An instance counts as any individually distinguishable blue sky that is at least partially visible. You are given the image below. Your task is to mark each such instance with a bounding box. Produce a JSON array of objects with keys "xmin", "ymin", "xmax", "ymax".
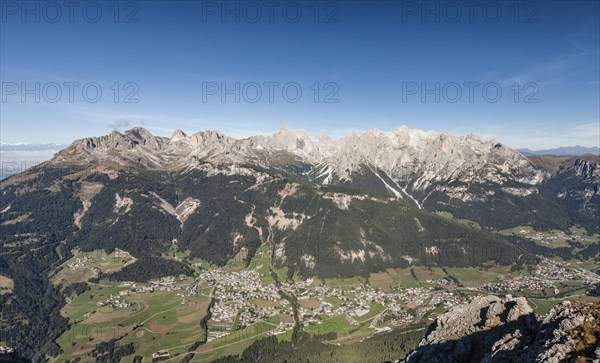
[{"xmin": 1, "ymin": 0, "xmax": 599, "ymax": 149}]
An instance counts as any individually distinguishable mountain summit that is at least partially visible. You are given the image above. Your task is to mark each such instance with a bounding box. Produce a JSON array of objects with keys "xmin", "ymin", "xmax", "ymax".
[
  {"xmin": 54, "ymin": 126, "xmax": 540, "ymax": 190},
  {"xmin": 45, "ymin": 125, "xmax": 599, "ymax": 230}
]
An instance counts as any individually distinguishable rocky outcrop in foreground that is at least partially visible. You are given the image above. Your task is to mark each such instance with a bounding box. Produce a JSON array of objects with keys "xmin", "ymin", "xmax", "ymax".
[{"xmin": 401, "ymin": 295, "xmax": 600, "ymax": 363}]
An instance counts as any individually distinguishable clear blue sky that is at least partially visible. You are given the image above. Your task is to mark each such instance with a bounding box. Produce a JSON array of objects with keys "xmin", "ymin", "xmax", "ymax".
[{"xmin": 1, "ymin": 0, "xmax": 598, "ymax": 149}]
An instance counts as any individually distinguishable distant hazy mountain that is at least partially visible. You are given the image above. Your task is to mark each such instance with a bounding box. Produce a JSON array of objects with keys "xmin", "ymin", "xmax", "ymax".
[
  {"xmin": 0, "ymin": 143, "xmax": 67, "ymax": 180},
  {"xmin": 0, "ymin": 142, "xmax": 68, "ymax": 151},
  {"xmin": 518, "ymin": 146, "xmax": 600, "ymax": 156}
]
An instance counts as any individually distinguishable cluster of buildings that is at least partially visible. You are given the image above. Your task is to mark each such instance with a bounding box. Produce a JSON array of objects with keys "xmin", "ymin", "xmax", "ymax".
[
  {"xmin": 118, "ymin": 276, "xmax": 185, "ymax": 294},
  {"xmin": 198, "ymin": 269, "xmax": 284, "ymax": 328},
  {"xmin": 480, "ymin": 275, "xmax": 554, "ymax": 293},
  {"xmin": 534, "ymin": 258, "xmax": 600, "ymax": 284},
  {"xmin": 67, "ymin": 256, "xmax": 92, "ymax": 269},
  {"xmin": 268, "ymin": 322, "xmax": 296, "ymax": 336},
  {"xmin": 204, "ymin": 268, "xmax": 475, "ymax": 334},
  {"xmin": 529, "ymin": 230, "xmax": 569, "ymax": 246},
  {"xmin": 97, "ymin": 293, "xmax": 132, "ymax": 308},
  {"xmin": 480, "ymin": 258, "xmax": 600, "ymax": 294},
  {"xmin": 151, "ymin": 350, "xmax": 169, "ymax": 359},
  {"xmin": 429, "ymin": 290, "xmax": 467, "ymax": 309}
]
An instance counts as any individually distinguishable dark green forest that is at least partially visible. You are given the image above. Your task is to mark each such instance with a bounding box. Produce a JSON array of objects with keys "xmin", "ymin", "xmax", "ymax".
[{"xmin": 211, "ymin": 326, "xmax": 424, "ymax": 363}]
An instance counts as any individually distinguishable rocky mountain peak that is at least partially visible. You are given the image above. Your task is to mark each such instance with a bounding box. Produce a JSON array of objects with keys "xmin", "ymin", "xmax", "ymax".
[
  {"xmin": 188, "ymin": 130, "xmax": 231, "ymax": 148},
  {"xmin": 124, "ymin": 127, "xmax": 165, "ymax": 150},
  {"xmin": 402, "ymin": 296, "xmax": 600, "ymax": 363},
  {"xmin": 47, "ymin": 125, "xmax": 547, "ymax": 202},
  {"xmin": 466, "ymin": 133, "xmax": 482, "ymax": 142},
  {"xmin": 270, "ymin": 127, "xmax": 312, "ymax": 149},
  {"xmin": 570, "ymin": 157, "xmax": 599, "ymax": 178},
  {"xmin": 171, "ymin": 128, "xmax": 187, "ymax": 142},
  {"xmin": 127, "ymin": 126, "xmax": 153, "ymax": 137}
]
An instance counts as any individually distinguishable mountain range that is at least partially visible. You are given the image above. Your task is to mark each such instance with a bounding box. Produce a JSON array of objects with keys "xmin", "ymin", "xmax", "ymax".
[
  {"xmin": 48, "ymin": 126, "xmax": 599, "ymax": 230},
  {"xmin": 0, "ymin": 143, "xmax": 68, "ymax": 151},
  {"xmin": 518, "ymin": 145, "xmax": 600, "ymax": 156},
  {"xmin": 0, "ymin": 126, "xmax": 599, "ymax": 360}
]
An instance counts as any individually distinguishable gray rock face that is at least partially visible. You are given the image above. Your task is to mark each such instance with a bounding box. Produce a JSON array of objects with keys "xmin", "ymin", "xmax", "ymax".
[
  {"xmin": 401, "ymin": 296, "xmax": 598, "ymax": 363},
  {"xmin": 51, "ymin": 126, "xmax": 543, "ymax": 203}
]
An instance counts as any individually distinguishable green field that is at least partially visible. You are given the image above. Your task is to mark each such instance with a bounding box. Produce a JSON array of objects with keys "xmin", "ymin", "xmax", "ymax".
[
  {"xmin": 245, "ymin": 243, "xmax": 288, "ymax": 284},
  {"xmin": 569, "ymin": 225, "xmax": 600, "ymax": 246},
  {"xmin": 314, "ymin": 276, "xmax": 365, "ymax": 288},
  {"xmin": 498, "ymin": 225, "xmax": 597, "ymax": 249},
  {"xmin": 434, "ymin": 211, "xmax": 481, "ymax": 229},
  {"xmin": 53, "ymin": 282, "xmax": 212, "ymax": 361},
  {"xmin": 528, "ymin": 298, "xmax": 561, "ymax": 314},
  {"xmin": 354, "ymin": 303, "xmax": 386, "ymax": 323},
  {"xmin": 50, "ymin": 248, "xmax": 135, "ymax": 287},
  {"xmin": 444, "ymin": 266, "xmax": 515, "ymax": 287},
  {"xmin": 305, "ymin": 314, "xmax": 355, "ymax": 337}
]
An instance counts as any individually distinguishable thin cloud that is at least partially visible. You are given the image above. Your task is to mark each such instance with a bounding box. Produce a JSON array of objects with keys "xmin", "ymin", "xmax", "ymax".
[
  {"xmin": 504, "ymin": 56, "xmax": 571, "ymax": 88},
  {"xmin": 568, "ymin": 122, "xmax": 600, "ymax": 138},
  {"xmin": 503, "ymin": 32, "xmax": 596, "ymax": 89},
  {"xmin": 108, "ymin": 118, "xmax": 131, "ymax": 131}
]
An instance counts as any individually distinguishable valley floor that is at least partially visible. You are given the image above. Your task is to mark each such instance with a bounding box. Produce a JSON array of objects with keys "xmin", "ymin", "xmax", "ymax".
[{"xmin": 50, "ymin": 231, "xmax": 600, "ymax": 362}]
